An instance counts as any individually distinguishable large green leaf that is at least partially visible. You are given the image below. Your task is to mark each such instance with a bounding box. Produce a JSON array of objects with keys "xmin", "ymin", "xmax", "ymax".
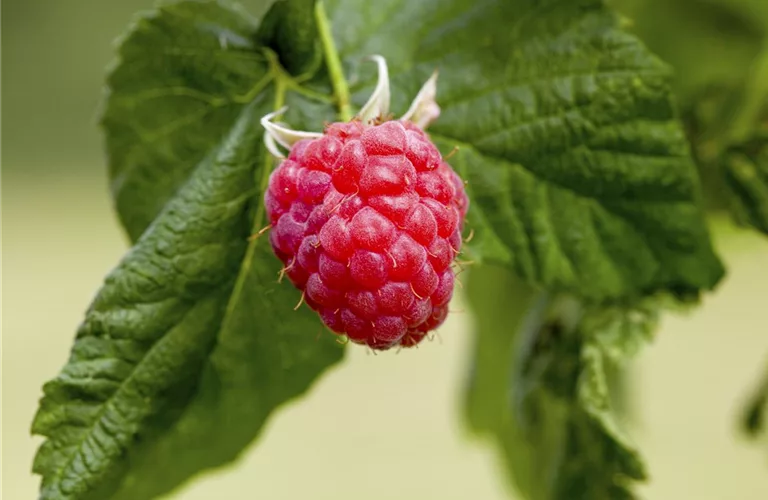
[
  {"xmin": 32, "ymin": 2, "xmax": 343, "ymax": 499},
  {"xmin": 329, "ymin": 0, "xmax": 725, "ymax": 301},
  {"xmin": 463, "ymin": 266, "xmax": 660, "ymax": 499}
]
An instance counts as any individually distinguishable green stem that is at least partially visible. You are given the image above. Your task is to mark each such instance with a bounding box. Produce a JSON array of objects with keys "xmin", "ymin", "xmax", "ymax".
[
  {"xmin": 233, "ymin": 72, "xmax": 276, "ymax": 104},
  {"xmin": 315, "ymin": 0, "xmax": 352, "ymax": 121},
  {"xmin": 274, "ymin": 76, "xmax": 287, "ymax": 111},
  {"xmin": 224, "ymin": 76, "xmax": 287, "ymax": 322},
  {"xmin": 261, "ymin": 48, "xmax": 334, "ymax": 105},
  {"xmin": 283, "ymin": 79, "xmax": 335, "ymax": 104}
]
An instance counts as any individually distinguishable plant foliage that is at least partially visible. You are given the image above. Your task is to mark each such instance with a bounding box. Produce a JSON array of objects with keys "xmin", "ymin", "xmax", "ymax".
[{"xmin": 31, "ymin": 0, "xmax": 768, "ymax": 499}]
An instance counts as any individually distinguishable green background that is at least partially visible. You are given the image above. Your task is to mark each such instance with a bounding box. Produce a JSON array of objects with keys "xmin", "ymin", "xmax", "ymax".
[{"xmin": 3, "ymin": 0, "xmax": 768, "ymax": 498}]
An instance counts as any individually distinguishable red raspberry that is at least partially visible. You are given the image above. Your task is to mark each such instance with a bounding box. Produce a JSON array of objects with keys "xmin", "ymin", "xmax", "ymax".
[{"xmin": 265, "ymin": 119, "xmax": 468, "ymax": 350}]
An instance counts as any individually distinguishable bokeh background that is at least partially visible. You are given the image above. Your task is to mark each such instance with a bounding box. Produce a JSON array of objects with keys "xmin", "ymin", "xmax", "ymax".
[{"xmin": 3, "ymin": 1, "xmax": 768, "ymax": 499}]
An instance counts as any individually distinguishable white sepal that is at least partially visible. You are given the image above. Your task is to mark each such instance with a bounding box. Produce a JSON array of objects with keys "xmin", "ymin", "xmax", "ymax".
[
  {"xmin": 264, "ymin": 130, "xmax": 286, "ymax": 159},
  {"xmin": 401, "ymin": 69, "xmax": 440, "ymax": 129},
  {"xmin": 260, "ymin": 107, "xmax": 322, "ymax": 158},
  {"xmin": 356, "ymin": 55, "xmax": 390, "ymax": 124}
]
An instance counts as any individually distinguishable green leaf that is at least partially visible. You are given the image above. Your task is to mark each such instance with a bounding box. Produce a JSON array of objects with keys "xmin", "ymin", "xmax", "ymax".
[
  {"xmin": 329, "ymin": 0, "xmax": 725, "ymax": 301},
  {"xmin": 33, "ymin": 2, "xmax": 343, "ymax": 499},
  {"xmin": 565, "ymin": 342, "xmax": 646, "ymax": 499},
  {"xmin": 462, "ymin": 265, "xmax": 539, "ymax": 437},
  {"xmin": 577, "ymin": 292, "xmax": 694, "ymax": 362},
  {"xmin": 102, "ymin": 0, "xmax": 270, "ymax": 241},
  {"xmin": 32, "ymin": 100, "xmax": 262, "ymax": 499},
  {"xmin": 670, "ymin": 35, "xmax": 768, "ymax": 222},
  {"xmin": 463, "ymin": 266, "xmax": 656, "ymax": 500},
  {"xmin": 614, "ymin": 0, "xmax": 766, "ymax": 107},
  {"xmin": 257, "ymin": 0, "xmax": 322, "ymax": 76},
  {"xmin": 109, "ymin": 207, "xmax": 344, "ymax": 500},
  {"xmin": 723, "ymin": 132, "xmax": 768, "ymax": 236}
]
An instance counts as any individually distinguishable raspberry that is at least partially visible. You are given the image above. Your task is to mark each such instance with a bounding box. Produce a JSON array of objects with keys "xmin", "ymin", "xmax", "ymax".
[
  {"xmin": 261, "ymin": 55, "xmax": 468, "ymax": 350},
  {"xmin": 265, "ymin": 118, "xmax": 467, "ymax": 349}
]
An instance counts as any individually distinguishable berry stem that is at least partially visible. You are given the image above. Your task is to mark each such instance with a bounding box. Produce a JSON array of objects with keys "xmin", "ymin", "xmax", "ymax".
[{"xmin": 315, "ymin": 1, "xmax": 352, "ymax": 121}]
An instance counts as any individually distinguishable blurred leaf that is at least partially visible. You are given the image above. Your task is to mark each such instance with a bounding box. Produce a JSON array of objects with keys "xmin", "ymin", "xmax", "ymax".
[
  {"xmin": 719, "ymin": 47, "xmax": 768, "ymax": 236},
  {"xmin": 464, "ymin": 266, "xmax": 665, "ymax": 500},
  {"xmin": 329, "ymin": 0, "xmax": 724, "ymax": 301},
  {"xmin": 462, "ymin": 265, "xmax": 538, "ymax": 437},
  {"xmin": 257, "ymin": 0, "xmax": 321, "ymax": 76},
  {"xmin": 742, "ymin": 360, "xmax": 768, "ymax": 438},
  {"xmin": 741, "ymin": 357, "xmax": 768, "ymax": 459},
  {"xmin": 616, "ymin": 0, "xmax": 768, "ymax": 471},
  {"xmin": 613, "ymin": 0, "xmax": 765, "ymax": 106},
  {"xmin": 724, "ymin": 138, "xmax": 768, "ymax": 236},
  {"xmin": 613, "ymin": 1, "xmax": 768, "ymax": 221},
  {"xmin": 678, "ymin": 43, "xmax": 768, "ymax": 233},
  {"xmin": 33, "ymin": 2, "xmax": 343, "ymax": 499}
]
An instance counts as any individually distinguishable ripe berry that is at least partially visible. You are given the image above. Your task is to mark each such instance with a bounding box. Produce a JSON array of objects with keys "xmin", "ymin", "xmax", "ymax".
[
  {"xmin": 261, "ymin": 55, "xmax": 468, "ymax": 350},
  {"xmin": 265, "ymin": 119, "xmax": 467, "ymax": 350}
]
